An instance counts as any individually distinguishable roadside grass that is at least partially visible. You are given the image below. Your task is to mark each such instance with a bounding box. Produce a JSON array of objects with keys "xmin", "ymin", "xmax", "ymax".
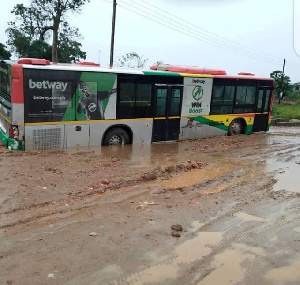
[{"xmin": 272, "ymin": 100, "xmax": 300, "ymax": 120}]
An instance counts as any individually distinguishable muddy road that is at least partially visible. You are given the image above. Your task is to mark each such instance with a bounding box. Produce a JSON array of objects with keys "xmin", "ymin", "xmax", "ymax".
[{"xmin": 0, "ymin": 127, "xmax": 300, "ymax": 285}]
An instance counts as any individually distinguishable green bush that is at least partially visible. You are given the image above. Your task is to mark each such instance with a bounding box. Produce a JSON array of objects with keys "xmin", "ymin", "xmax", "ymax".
[
  {"xmin": 286, "ymin": 91, "xmax": 300, "ymax": 100},
  {"xmin": 271, "ymin": 101, "xmax": 300, "ymax": 120}
]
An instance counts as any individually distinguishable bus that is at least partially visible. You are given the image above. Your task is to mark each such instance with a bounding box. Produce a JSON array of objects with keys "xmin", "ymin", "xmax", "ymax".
[{"xmin": 0, "ymin": 59, "xmax": 274, "ymax": 150}]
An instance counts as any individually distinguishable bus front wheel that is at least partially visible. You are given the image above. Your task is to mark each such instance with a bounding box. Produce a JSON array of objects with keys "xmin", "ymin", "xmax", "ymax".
[
  {"xmin": 228, "ymin": 119, "xmax": 243, "ymax": 136},
  {"xmin": 103, "ymin": 128, "xmax": 130, "ymax": 145}
]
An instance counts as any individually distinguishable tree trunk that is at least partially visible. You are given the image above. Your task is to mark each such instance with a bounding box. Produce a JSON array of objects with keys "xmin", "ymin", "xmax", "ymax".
[
  {"xmin": 52, "ymin": 2, "xmax": 62, "ymax": 63},
  {"xmin": 52, "ymin": 27, "xmax": 58, "ymax": 63}
]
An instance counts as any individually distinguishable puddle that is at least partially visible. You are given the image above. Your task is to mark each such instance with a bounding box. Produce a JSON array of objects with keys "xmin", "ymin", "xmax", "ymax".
[
  {"xmin": 294, "ymin": 227, "xmax": 300, "ymax": 233},
  {"xmin": 198, "ymin": 243, "xmax": 265, "ymax": 285},
  {"xmin": 175, "ymin": 232, "xmax": 223, "ymax": 263},
  {"xmin": 190, "ymin": 221, "xmax": 204, "ymax": 232},
  {"xmin": 265, "ymin": 258, "xmax": 300, "ymax": 284},
  {"xmin": 65, "ymin": 264, "xmax": 124, "ymax": 285},
  {"xmin": 114, "ymin": 231, "xmax": 223, "ymax": 285},
  {"xmin": 267, "ymin": 157, "xmax": 300, "ymax": 193},
  {"xmin": 234, "ymin": 212, "xmax": 266, "ymax": 222},
  {"xmin": 269, "ymin": 126, "xmax": 300, "ymax": 136}
]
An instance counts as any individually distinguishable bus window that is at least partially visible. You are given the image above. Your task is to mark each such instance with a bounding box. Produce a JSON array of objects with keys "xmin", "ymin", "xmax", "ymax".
[
  {"xmin": 0, "ymin": 65, "xmax": 10, "ymax": 103},
  {"xmin": 245, "ymin": 86, "xmax": 256, "ymax": 104},
  {"xmin": 264, "ymin": 90, "xmax": 271, "ymax": 112},
  {"xmin": 211, "ymin": 85, "xmax": 234, "ymax": 114},
  {"xmin": 169, "ymin": 88, "xmax": 181, "ymax": 116},
  {"xmin": 212, "ymin": 86, "xmax": 224, "ymax": 105},
  {"xmin": 156, "ymin": 88, "xmax": 167, "ymax": 117},
  {"xmin": 257, "ymin": 89, "xmax": 264, "ymax": 111},
  {"xmin": 120, "ymin": 83, "xmax": 135, "ymax": 105},
  {"xmin": 118, "ymin": 82, "xmax": 152, "ymax": 118},
  {"xmin": 136, "ymin": 83, "xmax": 152, "ymax": 117},
  {"xmin": 236, "ymin": 86, "xmax": 256, "ymax": 105},
  {"xmin": 223, "ymin": 86, "xmax": 235, "ymax": 104}
]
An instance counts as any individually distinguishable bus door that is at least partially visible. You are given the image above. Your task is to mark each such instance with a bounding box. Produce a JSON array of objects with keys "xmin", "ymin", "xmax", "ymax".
[
  {"xmin": 252, "ymin": 87, "xmax": 272, "ymax": 132},
  {"xmin": 152, "ymin": 85, "xmax": 183, "ymax": 142}
]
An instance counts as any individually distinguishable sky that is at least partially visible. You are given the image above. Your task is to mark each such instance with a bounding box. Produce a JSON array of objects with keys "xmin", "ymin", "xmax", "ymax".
[{"xmin": 1, "ymin": 0, "xmax": 300, "ymax": 82}]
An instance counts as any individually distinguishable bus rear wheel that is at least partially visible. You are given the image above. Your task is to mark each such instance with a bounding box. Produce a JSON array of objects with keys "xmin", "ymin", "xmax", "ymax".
[
  {"xmin": 228, "ymin": 119, "xmax": 243, "ymax": 136},
  {"xmin": 103, "ymin": 128, "xmax": 130, "ymax": 146}
]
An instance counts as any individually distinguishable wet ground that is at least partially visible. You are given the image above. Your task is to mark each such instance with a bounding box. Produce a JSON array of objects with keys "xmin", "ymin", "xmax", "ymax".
[{"xmin": 0, "ymin": 126, "xmax": 300, "ymax": 285}]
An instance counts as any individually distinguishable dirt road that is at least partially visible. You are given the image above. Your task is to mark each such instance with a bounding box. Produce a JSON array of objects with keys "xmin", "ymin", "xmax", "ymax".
[{"xmin": 0, "ymin": 127, "xmax": 300, "ymax": 285}]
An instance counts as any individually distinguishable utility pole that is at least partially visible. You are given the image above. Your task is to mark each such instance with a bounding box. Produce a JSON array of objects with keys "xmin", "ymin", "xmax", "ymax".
[
  {"xmin": 110, "ymin": 0, "xmax": 117, "ymax": 68},
  {"xmin": 279, "ymin": 58, "xmax": 286, "ymax": 104}
]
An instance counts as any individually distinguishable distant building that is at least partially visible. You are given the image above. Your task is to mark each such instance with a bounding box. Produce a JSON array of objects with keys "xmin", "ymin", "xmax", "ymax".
[{"xmin": 293, "ymin": 82, "xmax": 300, "ymax": 92}]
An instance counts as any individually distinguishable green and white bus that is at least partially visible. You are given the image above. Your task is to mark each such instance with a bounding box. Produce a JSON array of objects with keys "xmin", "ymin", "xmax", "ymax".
[{"xmin": 0, "ymin": 59, "xmax": 274, "ymax": 150}]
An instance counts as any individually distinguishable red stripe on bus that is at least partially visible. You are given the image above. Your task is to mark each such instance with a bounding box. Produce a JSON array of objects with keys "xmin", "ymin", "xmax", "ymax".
[
  {"xmin": 214, "ymin": 75, "xmax": 274, "ymax": 81},
  {"xmin": 11, "ymin": 64, "xmax": 24, "ymax": 104}
]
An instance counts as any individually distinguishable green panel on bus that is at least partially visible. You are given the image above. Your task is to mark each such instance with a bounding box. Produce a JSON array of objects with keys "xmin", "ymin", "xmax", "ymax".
[{"xmin": 62, "ymin": 71, "xmax": 117, "ymax": 121}]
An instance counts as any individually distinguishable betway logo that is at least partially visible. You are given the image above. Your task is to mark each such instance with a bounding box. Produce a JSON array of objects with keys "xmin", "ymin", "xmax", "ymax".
[{"xmin": 29, "ymin": 79, "xmax": 68, "ymax": 92}]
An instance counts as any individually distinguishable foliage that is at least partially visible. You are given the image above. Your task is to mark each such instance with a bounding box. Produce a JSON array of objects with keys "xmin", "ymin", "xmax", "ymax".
[
  {"xmin": 287, "ymin": 91, "xmax": 300, "ymax": 100},
  {"xmin": 270, "ymin": 70, "xmax": 292, "ymax": 98},
  {"xmin": 116, "ymin": 52, "xmax": 148, "ymax": 68},
  {"xmin": 7, "ymin": 0, "xmax": 89, "ymax": 62},
  {"xmin": 155, "ymin": 60, "xmax": 164, "ymax": 65},
  {"xmin": 271, "ymin": 101, "xmax": 300, "ymax": 120},
  {"xmin": 0, "ymin": 43, "xmax": 11, "ymax": 59}
]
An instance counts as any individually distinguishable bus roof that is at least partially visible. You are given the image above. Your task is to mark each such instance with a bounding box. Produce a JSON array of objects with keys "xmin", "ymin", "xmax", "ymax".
[{"xmin": 5, "ymin": 59, "xmax": 273, "ymax": 81}]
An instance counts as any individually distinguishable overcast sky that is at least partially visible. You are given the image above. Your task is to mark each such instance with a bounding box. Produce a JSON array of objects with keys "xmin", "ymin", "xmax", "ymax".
[{"xmin": 1, "ymin": 0, "xmax": 300, "ymax": 82}]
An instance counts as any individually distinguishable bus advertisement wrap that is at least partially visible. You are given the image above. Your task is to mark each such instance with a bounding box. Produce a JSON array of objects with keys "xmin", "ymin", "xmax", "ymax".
[
  {"xmin": 182, "ymin": 77, "xmax": 213, "ymax": 116},
  {"xmin": 24, "ymin": 70, "xmax": 117, "ymax": 123}
]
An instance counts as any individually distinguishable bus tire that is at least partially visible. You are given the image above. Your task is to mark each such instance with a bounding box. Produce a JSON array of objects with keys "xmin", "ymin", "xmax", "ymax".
[
  {"xmin": 103, "ymin": 128, "xmax": 130, "ymax": 146},
  {"xmin": 228, "ymin": 119, "xmax": 243, "ymax": 136}
]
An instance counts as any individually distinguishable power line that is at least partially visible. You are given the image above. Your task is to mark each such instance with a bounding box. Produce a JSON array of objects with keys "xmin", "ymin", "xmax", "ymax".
[
  {"xmin": 117, "ymin": 0, "xmax": 281, "ymax": 64},
  {"xmin": 100, "ymin": 0, "xmax": 300, "ymax": 69},
  {"xmin": 138, "ymin": 0, "xmax": 283, "ymax": 62}
]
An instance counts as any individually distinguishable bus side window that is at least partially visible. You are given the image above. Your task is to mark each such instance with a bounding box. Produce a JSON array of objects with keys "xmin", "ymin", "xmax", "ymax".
[
  {"xmin": 118, "ymin": 82, "xmax": 152, "ymax": 118},
  {"xmin": 212, "ymin": 86, "xmax": 224, "ymax": 105},
  {"xmin": 264, "ymin": 90, "xmax": 271, "ymax": 112},
  {"xmin": 136, "ymin": 83, "xmax": 152, "ymax": 117},
  {"xmin": 169, "ymin": 89, "xmax": 181, "ymax": 116},
  {"xmin": 211, "ymin": 85, "xmax": 234, "ymax": 114}
]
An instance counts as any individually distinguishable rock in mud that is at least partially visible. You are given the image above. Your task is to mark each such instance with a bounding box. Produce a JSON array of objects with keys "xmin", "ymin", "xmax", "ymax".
[
  {"xmin": 171, "ymin": 224, "xmax": 183, "ymax": 231},
  {"xmin": 171, "ymin": 231, "xmax": 181, "ymax": 238}
]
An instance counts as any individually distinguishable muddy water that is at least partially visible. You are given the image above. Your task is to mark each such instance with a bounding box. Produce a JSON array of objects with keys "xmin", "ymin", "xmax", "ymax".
[
  {"xmin": 114, "ymin": 230, "xmax": 224, "ymax": 285},
  {"xmin": 198, "ymin": 243, "xmax": 266, "ymax": 285},
  {"xmin": 267, "ymin": 130, "xmax": 300, "ymax": 193},
  {"xmin": 68, "ymin": 127, "xmax": 300, "ymax": 194}
]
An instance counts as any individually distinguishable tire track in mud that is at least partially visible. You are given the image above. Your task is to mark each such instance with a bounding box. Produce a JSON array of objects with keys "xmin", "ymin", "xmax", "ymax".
[
  {"xmin": 192, "ymin": 197, "xmax": 300, "ymax": 284},
  {"xmin": 107, "ymin": 174, "xmax": 281, "ymax": 285}
]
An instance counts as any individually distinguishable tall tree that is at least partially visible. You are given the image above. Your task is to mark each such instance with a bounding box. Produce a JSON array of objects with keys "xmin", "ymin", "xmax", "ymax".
[
  {"xmin": 0, "ymin": 43, "xmax": 11, "ymax": 60},
  {"xmin": 270, "ymin": 70, "xmax": 292, "ymax": 101},
  {"xmin": 116, "ymin": 52, "xmax": 148, "ymax": 68},
  {"xmin": 7, "ymin": 0, "xmax": 89, "ymax": 62}
]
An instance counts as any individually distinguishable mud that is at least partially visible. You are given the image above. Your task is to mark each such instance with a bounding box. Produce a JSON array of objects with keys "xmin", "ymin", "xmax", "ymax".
[{"xmin": 0, "ymin": 126, "xmax": 300, "ymax": 285}]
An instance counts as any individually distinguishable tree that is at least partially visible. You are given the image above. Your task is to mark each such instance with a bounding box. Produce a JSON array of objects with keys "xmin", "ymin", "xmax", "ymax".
[
  {"xmin": 116, "ymin": 52, "xmax": 148, "ymax": 68},
  {"xmin": 270, "ymin": 70, "xmax": 292, "ymax": 102},
  {"xmin": 0, "ymin": 43, "xmax": 11, "ymax": 59},
  {"xmin": 155, "ymin": 60, "xmax": 164, "ymax": 65},
  {"xmin": 7, "ymin": 0, "xmax": 89, "ymax": 62}
]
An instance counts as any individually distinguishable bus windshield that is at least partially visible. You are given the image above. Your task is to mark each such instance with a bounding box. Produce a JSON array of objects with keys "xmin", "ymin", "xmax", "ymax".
[{"xmin": 0, "ymin": 61, "xmax": 12, "ymax": 134}]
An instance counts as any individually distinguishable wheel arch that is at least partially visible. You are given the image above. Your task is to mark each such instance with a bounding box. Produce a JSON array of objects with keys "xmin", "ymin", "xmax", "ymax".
[
  {"xmin": 228, "ymin": 117, "xmax": 247, "ymax": 135},
  {"xmin": 101, "ymin": 124, "xmax": 133, "ymax": 145}
]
